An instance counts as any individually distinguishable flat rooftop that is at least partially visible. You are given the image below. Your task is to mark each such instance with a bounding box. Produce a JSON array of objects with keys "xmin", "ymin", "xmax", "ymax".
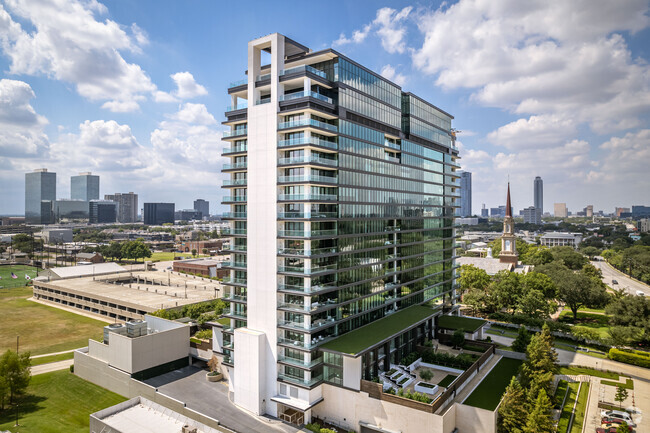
[
  {"xmin": 437, "ymin": 315, "xmax": 486, "ymax": 333},
  {"xmin": 35, "ymin": 270, "xmax": 221, "ymax": 311},
  {"xmin": 320, "ymin": 305, "xmax": 437, "ymax": 356}
]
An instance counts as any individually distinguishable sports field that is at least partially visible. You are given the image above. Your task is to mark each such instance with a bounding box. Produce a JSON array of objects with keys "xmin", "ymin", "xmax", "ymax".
[{"xmin": 0, "ymin": 264, "xmax": 39, "ymax": 288}]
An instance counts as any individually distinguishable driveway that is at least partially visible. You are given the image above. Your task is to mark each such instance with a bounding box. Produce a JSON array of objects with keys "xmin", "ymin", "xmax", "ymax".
[{"xmin": 144, "ymin": 365, "xmax": 301, "ymax": 433}]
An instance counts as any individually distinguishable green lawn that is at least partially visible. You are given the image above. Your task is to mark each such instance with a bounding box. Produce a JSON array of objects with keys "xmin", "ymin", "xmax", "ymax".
[
  {"xmin": 216, "ymin": 317, "xmax": 230, "ymax": 326},
  {"xmin": 437, "ymin": 374, "xmax": 457, "ymax": 388},
  {"xmin": 557, "ymin": 382, "xmax": 579, "ymax": 433},
  {"xmin": 601, "ymin": 378, "xmax": 634, "ymax": 390},
  {"xmin": 31, "ymin": 352, "xmax": 75, "ymax": 366},
  {"xmin": 554, "ymin": 380, "xmax": 569, "ymax": 409},
  {"xmin": 0, "ymin": 370, "xmax": 126, "ymax": 433},
  {"xmin": 569, "ymin": 383, "xmax": 590, "ymax": 433},
  {"xmin": 558, "ymin": 366, "xmax": 619, "ymax": 380},
  {"xmin": 0, "ymin": 286, "xmax": 106, "ymax": 355},
  {"xmin": 320, "ymin": 306, "xmax": 436, "ymax": 355},
  {"xmin": 558, "ymin": 310, "xmax": 611, "ymax": 339},
  {"xmin": 149, "ymin": 252, "xmax": 209, "ymax": 262},
  {"xmin": 463, "ymin": 358, "xmax": 523, "ymax": 410},
  {"xmin": 438, "ymin": 315, "xmax": 486, "ymax": 333},
  {"xmin": 0, "ymin": 265, "xmax": 39, "ymax": 289}
]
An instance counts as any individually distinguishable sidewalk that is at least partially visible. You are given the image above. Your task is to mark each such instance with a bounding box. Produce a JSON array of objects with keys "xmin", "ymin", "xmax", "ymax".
[
  {"xmin": 32, "ymin": 348, "xmax": 80, "ymax": 358},
  {"xmin": 31, "ymin": 359, "xmax": 74, "ymax": 375}
]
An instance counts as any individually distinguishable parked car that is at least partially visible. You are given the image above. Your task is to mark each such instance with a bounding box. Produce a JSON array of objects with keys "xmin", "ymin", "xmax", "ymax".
[
  {"xmin": 637, "ymin": 290, "xmax": 645, "ymax": 296},
  {"xmin": 602, "ymin": 416, "xmax": 636, "ymax": 428},
  {"xmin": 600, "ymin": 410, "xmax": 633, "ymax": 423},
  {"xmin": 612, "ymin": 280, "xmax": 618, "ymax": 284}
]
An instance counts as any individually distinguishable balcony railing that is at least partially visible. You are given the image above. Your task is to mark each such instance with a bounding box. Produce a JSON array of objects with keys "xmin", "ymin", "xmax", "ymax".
[
  {"xmin": 278, "ymin": 355, "xmax": 324, "ymax": 368},
  {"xmin": 277, "ymin": 229, "xmax": 337, "ymax": 237},
  {"xmin": 280, "ymin": 65, "xmax": 327, "ymax": 79},
  {"xmin": 223, "ymin": 128, "xmax": 248, "ymax": 138},
  {"xmin": 277, "ymin": 263, "xmax": 336, "ymax": 275},
  {"xmin": 277, "ymin": 246, "xmax": 338, "ymax": 256},
  {"xmin": 226, "ymin": 102, "xmax": 248, "ymax": 112},
  {"xmin": 223, "ymin": 144, "xmax": 247, "ymax": 154},
  {"xmin": 222, "ymin": 277, "xmax": 247, "ymax": 285},
  {"xmin": 224, "ymin": 293, "xmax": 247, "ymax": 301},
  {"xmin": 225, "ymin": 244, "xmax": 247, "ymax": 251},
  {"xmin": 278, "ymin": 193, "xmax": 337, "ymax": 201},
  {"xmin": 277, "ymin": 211, "xmax": 338, "ymax": 219},
  {"xmin": 222, "ymin": 179, "xmax": 247, "ymax": 186},
  {"xmin": 277, "ymin": 136, "xmax": 337, "ymax": 150},
  {"xmin": 255, "ymin": 73, "xmax": 271, "ymax": 82},
  {"xmin": 278, "ymin": 174, "xmax": 338, "ymax": 184},
  {"xmin": 228, "ymin": 79, "xmax": 247, "ymax": 88},
  {"xmin": 223, "ymin": 196, "xmax": 247, "ymax": 203},
  {"xmin": 225, "ymin": 310, "xmax": 247, "ymax": 320},
  {"xmin": 278, "ymin": 155, "xmax": 338, "ymax": 167},
  {"xmin": 222, "ymin": 212, "xmax": 247, "ymax": 218},
  {"xmin": 221, "ymin": 261, "xmax": 247, "ymax": 269},
  {"xmin": 222, "ymin": 161, "xmax": 247, "ymax": 170},
  {"xmin": 278, "ymin": 118, "xmax": 337, "ymax": 133},
  {"xmin": 277, "ymin": 284, "xmax": 337, "ymax": 294},
  {"xmin": 220, "ymin": 228, "xmax": 247, "ymax": 235},
  {"xmin": 278, "ymin": 373, "xmax": 323, "ymax": 387},
  {"xmin": 279, "ymin": 91, "xmax": 333, "ymax": 105}
]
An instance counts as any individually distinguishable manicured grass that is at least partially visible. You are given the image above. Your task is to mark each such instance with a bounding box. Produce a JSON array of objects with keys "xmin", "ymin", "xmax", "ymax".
[
  {"xmin": 438, "ymin": 374, "xmax": 457, "ymax": 388},
  {"xmin": 554, "ymin": 380, "xmax": 569, "ymax": 409},
  {"xmin": 31, "ymin": 352, "xmax": 75, "ymax": 366},
  {"xmin": 557, "ymin": 382, "xmax": 579, "ymax": 433},
  {"xmin": 438, "ymin": 315, "xmax": 486, "ymax": 333},
  {"xmin": 0, "ymin": 370, "xmax": 126, "ymax": 433},
  {"xmin": 558, "ymin": 310, "xmax": 611, "ymax": 339},
  {"xmin": 558, "ymin": 366, "xmax": 619, "ymax": 380},
  {"xmin": 601, "ymin": 378, "xmax": 634, "ymax": 390},
  {"xmin": 320, "ymin": 306, "xmax": 436, "ymax": 355},
  {"xmin": 149, "ymin": 252, "xmax": 209, "ymax": 262},
  {"xmin": 0, "ymin": 265, "xmax": 39, "ymax": 289},
  {"xmin": 215, "ymin": 317, "xmax": 230, "ymax": 326},
  {"xmin": 463, "ymin": 358, "xmax": 523, "ymax": 410},
  {"xmin": 569, "ymin": 383, "xmax": 590, "ymax": 433},
  {"xmin": 0, "ymin": 286, "xmax": 105, "ymax": 355}
]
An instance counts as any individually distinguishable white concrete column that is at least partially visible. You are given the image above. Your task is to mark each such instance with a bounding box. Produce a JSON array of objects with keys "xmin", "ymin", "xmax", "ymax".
[{"xmin": 303, "ymin": 77, "xmax": 311, "ymax": 97}]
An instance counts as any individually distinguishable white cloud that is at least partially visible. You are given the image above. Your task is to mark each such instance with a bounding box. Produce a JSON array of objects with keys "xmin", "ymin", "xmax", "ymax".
[
  {"xmin": 0, "ymin": 0, "xmax": 156, "ymax": 112},
  {"xmin": 154, "ymin": 91, "xmax": 178, "ymax": 104},
  {"xmin": 380, "ymin": 65, "xmax": 407, "ymax": 87},
  {"xmin": 170, "ymin": 103, "xmax": 216, "ymax": 125},
  {"xmin": 170, "ymin": 72, "xmax": 208, "ymax": 99},
  {"xmin": 0, "ymin": 79, "xmax": 48, "ymax": 157},
  {"xmin": 333, "ymin": 6, "xmax": 412, "ymax": 53},
  {"xmin": 595, "ymin": 129, "xmax": 650, "ymax": 182},
  {"xmin": 487, "ymin": 115, "xmax": 577, "ymax": 150}
]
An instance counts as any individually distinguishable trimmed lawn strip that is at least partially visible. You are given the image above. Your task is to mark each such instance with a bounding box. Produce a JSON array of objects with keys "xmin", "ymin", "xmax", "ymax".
[
  {"xmin": 0, "ymin": 286, "xmax": 105, "ymax": 355},
  {"xmin": 321, "ymin": 305, "xmax": 435, "ymax": 355},
  {"xmin": 150, "ymin": 252, "xmax": 209, "ymax": 262},
  {"xmin": 31, "ymin": 352, "xmax": 75, "ymax": 366},
  {"xmin": 438, "ymin": 374, "xmax": 457, "ymax": 388},
  {"xmin": 438, "ymin": 315, "xmax": 486, "ymax": 333},
  {"xmin": 569, "ymin": 382, "xmax": 590, "ymax": 433},
  {"xmin": 557, "ymin": 382, "xmax": 579, "ymax": 433},
  {"xmin": 601, "ymin": 378, "xmax": 634, "ymax": 390},
  {"xmin": 215, "ymin": 317, "xmax": 230, "ymax": 326},
  {"xmin": 558, "ymin": 366, "xmax": 618, "ymax": 380},
  {"xmin": 554, "ymin": 380, "xmax": 569, "ymax": 409},
  {"xmin": 0, "ymin": 370, "xmax": 126, "ymax": 433},
  {"xmin": 463, "ymin": 358, "xmax": 523, "ymax": 411}
]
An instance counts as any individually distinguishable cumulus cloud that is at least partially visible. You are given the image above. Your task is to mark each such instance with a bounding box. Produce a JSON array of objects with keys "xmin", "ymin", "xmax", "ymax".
[
  {"xmin": 595, "ymin": 129, "xmax": 650, "ymax": 182},
  {"xmin": 155, "ymin": 72, "xmax": 208, "ymax": 103},
  {"xmin": 380, "ymin": 65, "xmax": 407, "ymax": 87},
  {"xmin": 0, "ymin": 0, "xmax": 156, "ymax": 112},
  {"xmin": 0, "ymin": 79, "xmax": 48, "ymax": 157},
  {"xmin": 170, "ymin": 103, "xmax": 216, "ymax": 125},
  {"xmin": 333, "ymin": 6, "xmax": 412, "ymax": 53},
  {"xmin": 487, "ymin": 115, "xmax": 577, "ymax": 150}
]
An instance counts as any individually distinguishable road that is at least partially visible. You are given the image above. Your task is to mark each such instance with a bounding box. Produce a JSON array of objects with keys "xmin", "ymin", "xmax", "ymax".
[{"xmin": 591, "ymin": 259, "xmax": 650, "ymax": 296}]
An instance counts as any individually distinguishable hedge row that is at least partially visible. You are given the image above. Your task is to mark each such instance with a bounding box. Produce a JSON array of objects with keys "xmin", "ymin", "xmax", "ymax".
[
  {"xmin": 488, "ymin": 312, "xmax": 571, "ymax": 333},
  {"xmin": 608, "ymin": 348, "xmax": 650, "ymax": 368}
]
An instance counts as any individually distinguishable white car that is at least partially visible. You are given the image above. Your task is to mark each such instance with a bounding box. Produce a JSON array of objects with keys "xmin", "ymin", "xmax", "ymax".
[
  {"xmin": 600, "ymin": 410, "xmax": 633, "ymax": 423},
  {"xmin": 637, "ymin": 290, "xmax": 645, "ymax": 297}
]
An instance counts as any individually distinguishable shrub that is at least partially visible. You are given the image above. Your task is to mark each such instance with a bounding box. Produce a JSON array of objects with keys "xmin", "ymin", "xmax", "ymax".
[
  {"xmin": 419, "ymin": 369, "xmax": 433, "ymax": 381},
  {"xmin": 69, "ymin": 364, "xmax": 74, "ymax": 373},
  {"xmin": 194, "ymin": 329, "xmax": 212, "ymax": 340},
  {"xmin": 401, "ymin": 352, "xmax": 419, "ymax": 366},
  {"xmin": 608, "ymin": 348, "xmax": 650, "ymax": 368},
  {"xmin": 320, "ymin": 429, "xmax": 337, "ymax": 433},
  {"xmin": 488, "ymin": 312, "xmax": 571, "ymax": 333},
  {"xmin": 305, "ymin": 423, "xmax": 321, "ymax": 433}
]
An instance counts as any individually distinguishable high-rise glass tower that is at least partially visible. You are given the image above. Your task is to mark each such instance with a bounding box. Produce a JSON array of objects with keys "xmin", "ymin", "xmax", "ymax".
[
  {"xmin": 219, "ymin": 34, "xmax": 459, "ymax": 420},
  {"xmin": 458, "ymin": 171, "xmax": 472, "ymax": 217},
  {"xmin": 105, "ymin": 192, "xmax": 138, "ymax": 223},
  {"xmin": 534, "ymin": 176, "xmax": 543, "ymax": 213},
  {"xmin": 193, "ymin": 199, "xmax": 209, "ymax": 219},
  {"xmin": 25, "ymin": 168, "xmax": 56, "ymax": 224},
  {"xmin": 71, "ymin": 172, "xmax": 99, "ymax": 201}
]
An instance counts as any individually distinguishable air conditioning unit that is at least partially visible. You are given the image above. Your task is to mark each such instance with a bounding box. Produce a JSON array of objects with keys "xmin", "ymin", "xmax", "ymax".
[{"xmin": 182, "ymin": 425, "xmax": 197, "ymax": 433}]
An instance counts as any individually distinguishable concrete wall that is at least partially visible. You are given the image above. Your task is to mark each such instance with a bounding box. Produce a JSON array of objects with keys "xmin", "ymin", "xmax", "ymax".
[
  {"xmin": 454, "ymin": 403, "xmax": 497, "ymax": 433},
  {"xmin": 233, "ymin": 328, "xmax": 265, "ymax": 415},
  {"xmin": 343, "ymin": 356, "xmax": 362, "ymax": 391}
]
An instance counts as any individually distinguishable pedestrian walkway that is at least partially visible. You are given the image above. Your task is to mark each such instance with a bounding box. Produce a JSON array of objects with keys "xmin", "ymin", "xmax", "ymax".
[
  {"xmin": 31, "ymin": 359, "xmax": 74, "ymax": 375},
  {"xmin": 32, "ymin": 348, "xmax": 80, "ymax": 358}
]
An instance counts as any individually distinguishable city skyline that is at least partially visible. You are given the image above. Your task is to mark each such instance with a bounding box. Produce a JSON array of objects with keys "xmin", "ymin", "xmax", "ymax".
[{"xmin": 0, "ymin": 0, "xmax": 649, "ymax": 214}]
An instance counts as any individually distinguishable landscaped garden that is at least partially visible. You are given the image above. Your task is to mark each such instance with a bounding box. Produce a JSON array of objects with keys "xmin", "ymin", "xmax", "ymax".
[
  {"xmin": 0, "ymin": 370, "xmax": 126, "ymax": 433},
  {"xmin": 463, "ymin": 357, "xmax": 523, "ymax": 410},
  {"xmin": 437, "ymin": 374, "xmax": 457, "ymax": 388},
  {"xmin": 0, "ymin": 286, "xmax": 106, "ymax": 355}
]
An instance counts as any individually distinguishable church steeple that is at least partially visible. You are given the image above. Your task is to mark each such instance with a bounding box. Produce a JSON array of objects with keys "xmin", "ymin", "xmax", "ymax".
[{"xmin": 500, "ymin": 182, "xmax": 518, "ymax": 265}]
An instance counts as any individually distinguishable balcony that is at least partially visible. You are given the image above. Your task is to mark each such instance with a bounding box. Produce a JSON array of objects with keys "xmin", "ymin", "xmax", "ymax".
[
  {"xmin": 223, "ymin": 128, "xmax": 248, "ymax": 138},
  {"xmin": 226, "ymin": 102, "xmax": 248, "ymax": 112},
  {"xmin": 277, "ymin": 229, "xmax": 337, "ymax": 237},
  {"xmin": 384, "ymin": 140, "xmax": 401, "ymax": 151},
  {"xmin": 224, "ymin": 293, "xmax": 247, "ymax": 302},
  {"xmin": 224, "ymin": 310, "xmax": 247, "ymax": 320},
  {"xmin": 280, "ymin": 65, "xmax": 327, "ymax": 79},
  {"xmin": 279, "ymin": 91, "xmax": 333, "ymax": 105},
  {"xmin": 277, "ymin": 263, "xmax": 336, "ymax": 275},
  {"xmin": 228, "ymin": 79, "xmax": 247, "ymax": 88},
  {"xmin": 223, "ymin": 144, "xmax": 248, "ymax": 154},
  {"xmin": 221, "ymin": 261, "xmax": 247, "ymax": 270},
  {"xmin": 256, "ymin": 98, "xmax": 271, "ymax": 105},
  {"xmin": 220, "ymin": 228, "xmax": 247, "ymax": 235},
  {"xmin": 277, "ymin": 136, "xmax": 337, "ymax": 150},
  {"xmin": 277, "ymin": 246, "xmax": 337, "ymax": 256},
  {"xmin": 222, "ymin": 161, "xmax": 247, "ymax": 170},
  {"xmin": 278, "ymin": 155, "xmax": 338, "ymax": 167},
  {"xmin": 277, "ymin": 211, "xmax": 338, "ymax": 219},
  {"xmin": 222, "ymin": 179, "xmax": 247, "ymax": 186},
  {"xmin": 224, "ymin": 244, "xmax": 247, "ymax": 251},
  {"xmin": 277, "ymin": 284, "xmax": 337, "ymax": 294},
  {"xmin": 222, "ymin": 277, "xmax": 247, "ymax": 285},
  {"xmin": 222, "ymin": 212, "xmax": 247, "ymax": 218},
  {"xmin": 278, "ymin": 174, "xmax": 338, "ymax": 184},
  {"xmin": 278, "ymin": 118, "xmax": 337, "ymax": 133},
  {"xmin": 278, "ymin": 355, "xmax": 324, "ymax": 368},
  {"xmin": 278, "ymin": 193, "xmax": 337, "ymax": 201},
  {"xmin": 255, "ymin": 73, "xmax": 271, "ymax": 82},
  {"xmin": 278, "ymin": 373, "xmax": 323, "ymax": 387}
]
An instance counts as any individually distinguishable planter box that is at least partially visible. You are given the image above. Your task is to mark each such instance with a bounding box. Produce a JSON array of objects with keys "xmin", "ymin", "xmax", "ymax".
[
  {"xmin": 206, "ymin": 372, "xmax": 223, "ymax": 382},
  {"xmin": 414, "ymin": 381, "xmax": 439, "ymax": 395}
]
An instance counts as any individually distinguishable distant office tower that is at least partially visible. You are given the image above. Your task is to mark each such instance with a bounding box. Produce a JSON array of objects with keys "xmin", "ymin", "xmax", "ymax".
[
  {"xmin": 25, "ymin": 168, "xmax": 56, "ymax": 224},
  {"xmin": 584, "ymin": 205, "xmax": 593, "ymax": 217},
  {"xmin": 521, "ymin": 206, "xmax": 542, "ymax": 224},
  {"xmin": 105, "ymin": 192, "xmax": 138, "ymax": 223},
  {"xmin": 615, "ymin": 207, "xmax": 630, "ymax": 217},
  {"xmin": 175, "ymin": 209, "xmax": 203, "ymax": 221},
  {"xmin": 193, "ymin": 199, "xmax": 209, "ymax": 218},
  {"xmin": 54, "ymin": 199, "xmax": 89, "ymax": 221},
  {"xmin": 534, "ymin": 176, "xmax": 543, "ymax": 213},
  {"xmin": 554, "ymin": 203, "xmax": 568, "ymax": 218},
  {"xmin": 481, "ymin": 204, "xmax": 488, "ymax": 218},
  {"xmin": 144, "ymin": 203, "xmax": 175, "ymax": 225},
  {"xmin": 89, "ymin": 200, "xmax": 118, "ymax": 223},
  {"xmin": 71, "ymin": 172, "xmax": 99, "ymax": 201},
  {"xmin": 458, "ymin": 171, "xmax": 472, "ymax": 217},
  {"xmin": 631, "ymin": 205, "xmax": 650, "ymax": 219}
]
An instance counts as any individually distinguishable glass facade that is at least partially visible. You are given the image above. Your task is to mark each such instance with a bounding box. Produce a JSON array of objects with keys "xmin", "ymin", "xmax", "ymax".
[{"xmin": 221, "ymin": 45, "xmax": 459, "ymax": 387}]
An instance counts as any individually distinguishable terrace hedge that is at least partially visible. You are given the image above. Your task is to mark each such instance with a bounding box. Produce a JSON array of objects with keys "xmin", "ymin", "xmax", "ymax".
[{"xmin": 608, "ymin": 348, "xmax": 650, "ymax": 368}]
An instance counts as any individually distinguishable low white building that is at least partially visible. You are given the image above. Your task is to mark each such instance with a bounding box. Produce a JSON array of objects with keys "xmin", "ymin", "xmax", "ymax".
[{"xmin": 539, "ymin": 232, "xmax": 583, "ymax": 248}]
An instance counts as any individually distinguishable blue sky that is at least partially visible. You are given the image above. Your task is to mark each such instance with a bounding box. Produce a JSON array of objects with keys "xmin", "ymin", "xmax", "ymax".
[{"xmin": 0, "ymin": 0, "xmax": 649, "ymax": 216}]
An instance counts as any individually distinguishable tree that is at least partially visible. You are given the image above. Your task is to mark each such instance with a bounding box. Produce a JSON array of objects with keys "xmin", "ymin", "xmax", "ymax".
[
  {"xmin": 511, "ymin": 326, "xmax": 532, "ymax": 352},
  {"xmin": 191, "ymin": 249, "xmax": 197, "ymax": 257},
  {"xmin": 518, "ymin": 289, "xmax": 555, "ymax": 319},
  {"xmin": 458, "ymin": 265, "xmax": 490, "ymax": 293},
  {"xmin": 614, "ymin": 386, "xmax": 629, "ymax": 409},
  {"xmin": 202, "ymin": 248, "xmax": 208, "ymax": 255},
  {"xmin": 606, "ymin": 294, "xmax": 649, "ymax": 329},
  {"xmin": 419, "ymin": 369, "xmax": 433, "ymax": 381},
  {"xmin": 463, "ymin": 288, "xmax": 487, "ymax": 315},
  {"xmin": 523, "ymin": 271, "xmax": 556, "ymax": 299},
  {"xmin": 608, "ymin": 326, "xmax": 643, "ymax": 347},
  {"xmin": 549, "ymin": 245, "xmax": 588, "ymax": 270},
  {"xmin": 121, "ymin": 239, "xmax": 152, "ymax": 262},
  {"xmin": 520, "ymin": 324, "xmax": 558, "ymax": 396},
  {"xmin": 498, "ymin": 377, "xmax": 528, "ymax": 433},
  {"xmin": 490, "ymin": 270, "xmax": 521, "ymax": 315},
  {"xmin": 581, "ymin": 246, "xmax": 601, "ymax": 259},
  {"xmin": 0, "ymin": 350, "xmax": 31, "ymax": 408},
  {"xmin": 451, "ymin": 329, "xmax": 465, "ymax": 348},
  {"xmin": 523, "ymin": 389, "xmax": 554, "ymax": 433}
]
